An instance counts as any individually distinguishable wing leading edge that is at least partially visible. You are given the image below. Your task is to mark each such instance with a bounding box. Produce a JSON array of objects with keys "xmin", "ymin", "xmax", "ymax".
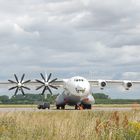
[{"xmin": 89, "ymin": 80, "xmax": 140, "ymax": 90}]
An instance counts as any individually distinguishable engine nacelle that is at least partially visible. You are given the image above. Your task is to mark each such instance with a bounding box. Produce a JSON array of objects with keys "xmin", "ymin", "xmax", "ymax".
[
  {"xmin": 123, "ymin": 81, "xmax": 132, "ymax": 90},
  {"xmin": 98, "ymin": 80, "xmax": 107, "ymax": 90}
]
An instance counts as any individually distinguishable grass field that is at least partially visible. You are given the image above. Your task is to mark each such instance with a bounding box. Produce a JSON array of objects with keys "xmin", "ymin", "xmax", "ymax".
[{"xmin": 0, "ymin": 110, "xmax": 140, "ymax": 140}]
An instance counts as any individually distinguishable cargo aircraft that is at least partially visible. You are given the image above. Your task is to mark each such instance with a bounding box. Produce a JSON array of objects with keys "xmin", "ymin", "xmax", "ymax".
[{"xmin": 0, "ymin": 73, "xmax": 140, "ymax": 110}]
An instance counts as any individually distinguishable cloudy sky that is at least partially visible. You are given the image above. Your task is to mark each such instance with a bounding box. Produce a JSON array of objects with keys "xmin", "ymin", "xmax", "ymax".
[{"xmin": 0, "ymin": 0, "xmax": 140, "ymax": 98}]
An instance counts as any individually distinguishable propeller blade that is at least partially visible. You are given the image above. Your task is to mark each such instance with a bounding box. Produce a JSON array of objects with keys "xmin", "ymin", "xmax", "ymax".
[
  {"xmin": 22, "ymin": 86, "xmax": 30, "ymax": 90},
  {"xmin": 49, "ymin": 78, "xmax": 57, "ymax": 84},
  {"xmin": 36, "ymin": 85, "xmax": 44, "ymax": 90},
  {"xmin": 41, "ymin": 86, "xmax": 46, "ymax": 95},
  {"xmin": 20, "ymin": 74, "xmax": 25, "ymax": 83},
  {"xmin": 47, "ymin": 73, "xmax": 52, "ymax": 82},
  {"xmin": 49, "ymin": 85, "xmax": 58, "ymax": 89},
  {"xmin": 14, "ymin": 74, "xmax": 19, "ymax": 83},
  {"xmin": 36, "ymin": 79, "xmax": 44, "ymax": 85},
  {"xmin": 8, "ymin": 80, "xmax": 17, "ymax": 84},
  {"xmin": 40, "ymin": 73, "xmax": 46, "ymax": 82},
  {"xmin": 22, "ymin": 80, "xmax": 31, "ymax": 84},
  {"xmin": 47, "ymin": 86, "xmax": 53, "ymax": 95},
  {"xmin": 36, "ymin": 72, "xmax": 57, "ymax": 95},
  {"xmin": 21, "ymin": 88, "xmax": 25, "ymax": 96},
  {"xmin": 14, "ymin": 88, "xmax": 19, "ymax": 96},
  {"xmin": 9, "ymin": 86, "xmax": 17, "ymax": 90}
]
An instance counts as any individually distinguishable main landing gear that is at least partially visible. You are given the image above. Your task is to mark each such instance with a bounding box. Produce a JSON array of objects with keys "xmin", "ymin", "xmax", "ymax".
[
  {"xmin": 56, "ymin": 105, "xmax": 65, "ymax": 110},
  {"xmin": 56, "ymin": 104, "xmax": 92, "ymax": 110},
  {"xmin": 75, "ymin": 104, "xmax": 92, "ymax": 110}
]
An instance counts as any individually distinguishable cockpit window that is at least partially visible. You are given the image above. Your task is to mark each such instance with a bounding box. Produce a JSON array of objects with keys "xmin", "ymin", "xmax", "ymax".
[{"xmin": 74, "ymin": 79, "xmax": 84, "ymax": 82}]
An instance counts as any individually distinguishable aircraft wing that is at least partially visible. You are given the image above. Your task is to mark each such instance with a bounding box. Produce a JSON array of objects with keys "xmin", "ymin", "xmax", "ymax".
[
  {"xmin": 0, "ymin": 80, "xmax": 64, "ymax": 89},
  {"xmin": 21, "ymin": 80, "xmax": 64, "ymax": 87},
  {"xmin": 34, "ymin": 80, "xmax": 64, "ymax": 87},
  {"xmin": 89, "ymin": 80, "xmax": 140, "ymax": 90},
  {"xmin": 0, "ymin": 82, "xmax": 13, "ymax": 88}
]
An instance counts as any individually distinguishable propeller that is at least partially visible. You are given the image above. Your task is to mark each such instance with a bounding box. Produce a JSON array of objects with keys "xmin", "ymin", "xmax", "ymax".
[
  {"xmin": 8, "ymin": 74, "xmax": 31, "ymax": 96},
  {"xmin": 36, "ymin": 73, "xmax": 58, "ymax": 95}
]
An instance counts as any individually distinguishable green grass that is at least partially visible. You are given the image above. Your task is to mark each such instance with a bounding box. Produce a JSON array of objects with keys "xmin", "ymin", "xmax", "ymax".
[{"xmin": 0, "ymin": 110, "xmax": 140, "ymax": 140}]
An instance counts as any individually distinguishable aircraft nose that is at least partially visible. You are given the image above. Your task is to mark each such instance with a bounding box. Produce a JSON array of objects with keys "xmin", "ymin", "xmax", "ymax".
[{"xmin": 76, "ymin": 86, "xmax": 84, "ymax": 90}]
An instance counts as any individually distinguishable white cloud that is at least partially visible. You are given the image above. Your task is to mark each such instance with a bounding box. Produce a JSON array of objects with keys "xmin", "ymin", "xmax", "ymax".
[{"xmin": 122, "ymin": 72, "xmax": 140, "ymax": 80}]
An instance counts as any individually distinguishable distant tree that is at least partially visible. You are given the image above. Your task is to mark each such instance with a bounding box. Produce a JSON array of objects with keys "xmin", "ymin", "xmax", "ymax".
[
  {"xmin": 10, "ymin": 93, "xmax": 58, "ymax": 104},
  {"xmin": 10, "ymin": 94, "xmax": 45, "ymax": 104},
  {"xmin": 0, "ymin": 95, "xmax": 9, "ymax": 103},
  {"xmin": 92, "ymin": 93, "xmax": 109, "ymax": 99}
]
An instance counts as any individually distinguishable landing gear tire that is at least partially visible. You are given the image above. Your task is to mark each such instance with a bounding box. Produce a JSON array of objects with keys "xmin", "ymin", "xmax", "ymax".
[
  {"xmin": 75, "ymin": 104, "xmax": 92, "ymax": 110},
  {"xmin": 75, "ymin": 105, "xmax": 78, "ymax": 110},
  {"xmin": 56, "ymin": 105, "xmax": 60, "ymax": 110},
  {"xmin": 61, "ymin": 105, "xmax": 65, "ymax": 110},
  {"xmin": 75, "ymin": 104, "xmax": 83, "ymax": 110},
  {"xmin": 56, "ymin": 105, "xmax": 65, "ymax": 110},
  {"xmin": 83, "ymin": 104, "xmax": 92, "ymax": 109}
]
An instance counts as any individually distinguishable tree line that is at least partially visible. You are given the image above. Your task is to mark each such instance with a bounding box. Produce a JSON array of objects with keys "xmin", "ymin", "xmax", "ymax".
[
  {"xmin": 0, "ymin": 93, "xmax": 140, "ymax": 104},
  {"xmin": 93, "ymin": 93, "xmax": 140, "ymax": 104},
  {"xmin": 0, "ymin": 94, "xmax": 57, "ymax": 104}
]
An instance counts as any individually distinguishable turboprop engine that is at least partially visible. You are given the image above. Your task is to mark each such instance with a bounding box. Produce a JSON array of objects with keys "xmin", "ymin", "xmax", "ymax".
[
  {"xmin": 98, "ymin": 80, "xmax": 107, "ymax": 90},
  {"xmin": 123, "ymin": 81, "xmax": 132, "ymax": 90}
]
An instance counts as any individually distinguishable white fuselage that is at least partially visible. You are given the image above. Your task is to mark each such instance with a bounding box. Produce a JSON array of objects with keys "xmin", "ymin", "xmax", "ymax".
[{"xmin": 56, "ymin": 76, "xmax": 95, "ymax": 106}]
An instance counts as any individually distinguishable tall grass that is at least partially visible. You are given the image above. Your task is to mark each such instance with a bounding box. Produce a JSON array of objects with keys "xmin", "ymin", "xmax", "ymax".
[{"xmin": 0, "ymin": 110, "xmax": 140, "ymax": 140}]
